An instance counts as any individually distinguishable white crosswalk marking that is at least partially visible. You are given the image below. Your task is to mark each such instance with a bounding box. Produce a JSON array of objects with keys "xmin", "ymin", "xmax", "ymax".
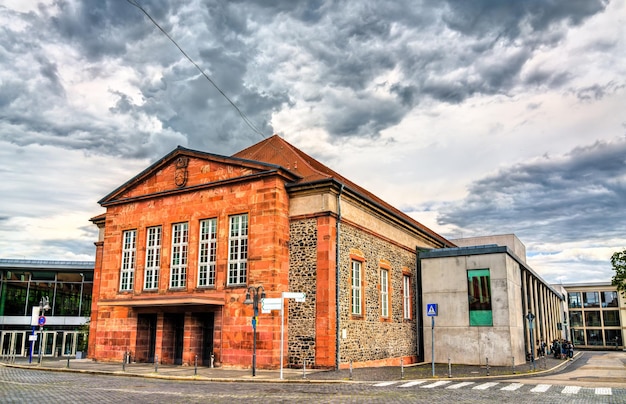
[
  {"xmin": 398, "ymin": 380, "xmax": 427, "ymax": 388},
  {"xmin": 561, "ymin": 385, "xmax": 581, "ymax": 394},
  {"xmin": 446, "ymin": 381, "xmax": 475, "ymax": 389},
  {"xmin": 421, "ymin": 380, "xmax": 452, "ymax": 388},
  {"xmin": 376, "ymin": 380, "xmax": 616, "ymax": 397},
  {"xmin": 500, "ymin": 383, "xmax": 523, "ymax": 391},
  {"xmin": 373, "ymin": 381, "xmax": 398, "ymax": 387},
  {"xmin": 530, "ymin": 384, "xmax": 551, "ymax": 393},
  {"xmin": 473, "ymin": 382, "xmax": 499, "ymax": 390}
]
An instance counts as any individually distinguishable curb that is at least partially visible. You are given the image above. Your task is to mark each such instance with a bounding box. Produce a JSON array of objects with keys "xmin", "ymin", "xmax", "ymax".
[{"xmin": 0, "ymin": 353, "xmax": 582, "ymax": 384}]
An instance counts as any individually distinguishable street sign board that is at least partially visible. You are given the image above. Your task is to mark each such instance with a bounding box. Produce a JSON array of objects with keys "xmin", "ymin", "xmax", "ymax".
[
  {"xmin": 30, "ymin": 306, "xmax": 41, "ymax": 326},
  {"xmin": 426, "ymin": 303, "xmax": 438, "ymax": 317},
  {"xmin": 282, "ymin": 292, "xmax": 306, "ymax": 302},
  {"xmin": 38, "ymin": 316, "xmax": 46, "ymax": 326},
  {"xmin": 261, "ymin": 298, "xmax": 282, "ymax": 313}
]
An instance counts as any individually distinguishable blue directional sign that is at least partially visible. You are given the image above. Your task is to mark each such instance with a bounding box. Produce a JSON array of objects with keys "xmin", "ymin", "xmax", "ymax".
[{"xmin": 426, "ymin": 303, "xmax": 438, "ymax": 317}]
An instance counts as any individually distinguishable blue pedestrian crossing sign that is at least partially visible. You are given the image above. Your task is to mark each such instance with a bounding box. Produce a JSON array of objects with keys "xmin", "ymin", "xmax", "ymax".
[{"xmin": 426, "ymin": 303, "xmax": 438, "ymax": 317}]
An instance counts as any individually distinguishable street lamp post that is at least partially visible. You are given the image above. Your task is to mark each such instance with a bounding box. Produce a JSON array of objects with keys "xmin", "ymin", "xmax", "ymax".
[
  {"xmin": 244, "ymin": 285, "xmax": 265, "ymax": 376},
  {"xmin": 37, "ymin": 297, "xmax": 50, "ymax": 364}
]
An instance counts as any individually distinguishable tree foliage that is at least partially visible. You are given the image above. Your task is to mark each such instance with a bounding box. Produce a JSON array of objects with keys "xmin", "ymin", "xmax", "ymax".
[{"xmin": 611, "ymin": 249, "xmax": 626, "ymax": 298}]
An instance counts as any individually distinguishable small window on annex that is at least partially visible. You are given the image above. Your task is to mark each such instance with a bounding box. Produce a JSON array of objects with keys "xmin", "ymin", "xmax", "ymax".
[
  {"xmin": 583, "ymin": 291, "xmax": 600, "ymax": 308},
  {"xmin": 603, "ymin": 310, "xmax": 620, "ymax": 327},
  {"xmin": 602, "ymin": 291, "xmax": 618, "ymax": 308},
  {"xmin": 586, "ymin": 329, "xmax": 603, "ymax": 346},
  {"xmin": 569, "ymin": 311, "xmax": 583, "ymax": 327},
  {"xmin": 568, "ymin": 292, "xmax": 582, "ymax": 308},
  {"xmin": 467, "ymin": 269, "xmax": 492, "ymax": 326},
  {"xmin": 572, "ymin": 329, "xmax": 585, "ymax": 345},
  {"xmin": 584, "ymin": 311, "xmax": 601, "ymax": 327},
  {"xmin": 605, "ymin": 330, "xmax": 622, "ymax": 347}
]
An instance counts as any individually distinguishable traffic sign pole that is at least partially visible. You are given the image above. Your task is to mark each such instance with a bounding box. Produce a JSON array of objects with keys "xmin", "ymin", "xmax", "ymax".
[
  {"xmin": 432, "ymin": 316, "xmax": 435, "ymax": 377},
  {"xmin": 426, "ymin": 303, "xmax": 438, "ymax": 377}
]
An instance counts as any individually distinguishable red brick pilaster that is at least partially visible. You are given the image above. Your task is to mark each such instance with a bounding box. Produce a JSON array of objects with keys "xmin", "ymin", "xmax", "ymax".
[{"xmin": 315, "ymin": 215, "xmax": 337, "ymax": 367}]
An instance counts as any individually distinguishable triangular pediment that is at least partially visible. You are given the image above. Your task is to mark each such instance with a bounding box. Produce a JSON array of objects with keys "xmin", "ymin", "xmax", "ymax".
[{"xmin": 99, "ymin": 146, "xmax": 299, "ymax": 206}]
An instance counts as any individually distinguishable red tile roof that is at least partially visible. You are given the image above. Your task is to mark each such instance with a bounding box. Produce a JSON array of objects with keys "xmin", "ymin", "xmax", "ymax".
[{"xmin": 233, "ymin": 135, "xmax": 453, "ymax": 247}]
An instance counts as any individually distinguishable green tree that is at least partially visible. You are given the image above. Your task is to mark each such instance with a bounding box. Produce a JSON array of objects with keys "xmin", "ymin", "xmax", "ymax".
[{"xmin": 611, "ymin": 249, "xmax": 626, "ymax": 297}]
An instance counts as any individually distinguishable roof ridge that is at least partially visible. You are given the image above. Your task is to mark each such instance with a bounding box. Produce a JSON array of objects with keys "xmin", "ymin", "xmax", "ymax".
[{"xmin": 269, "ymin": 135, "xmax": 333, "ymax": 179}]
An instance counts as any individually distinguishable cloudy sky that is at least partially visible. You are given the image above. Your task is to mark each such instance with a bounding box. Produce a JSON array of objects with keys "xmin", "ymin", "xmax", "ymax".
[{"xmin": 1, "ymin": 0, "xmax": 624, "ymax": 285}]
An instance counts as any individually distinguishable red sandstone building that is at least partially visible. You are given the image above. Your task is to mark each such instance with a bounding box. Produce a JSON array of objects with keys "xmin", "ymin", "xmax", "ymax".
[{"xmin": 89, "ymin": 135, "xmax": 453, "ymax": 369}]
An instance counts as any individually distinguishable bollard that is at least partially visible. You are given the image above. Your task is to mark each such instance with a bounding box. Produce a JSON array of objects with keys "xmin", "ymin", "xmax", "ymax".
[
  {"xmin": 122, "ymin": 352, "xmax": 126, "ymax": 371},
  {"xmin": 210, "ymin": 354, "xmax": 214, "ymax": 368},
  {"xmin": 303, "ymin": 359, "xmax": 307, "ymax": 379},
  {"xmin": 194, "ymin": 355, "xmax": 198, "ymax": 376},
  {"xmin": 401, "ymin": 357, "xmax": 404, "ymax": 379},
  {"xmin": 349, "ymin": 360, "xmax": 353, "ymax": 380},
  {"xmin": 512, "ymin": 356, "xmax": 515, "ymax": 374},
  {"xmin": 486, "ymin": 357, "xmax": 490, "ymax": 376},
  {"xmin": 448, "ymin": 358, "xmax": 452, "ymax": 378},
  {"xmin": 67, "ymin": 356, "xmax": 70, "ymax": 369},
  {"xmin": 155, "ymin": 354, "xmax": 159, "ymax": 373}
]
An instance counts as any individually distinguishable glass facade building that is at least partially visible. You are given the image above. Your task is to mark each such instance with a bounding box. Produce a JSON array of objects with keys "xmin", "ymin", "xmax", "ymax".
[
  {"xmin": 0, "ymin": 259, "xmax": 93, "ymax": 358},
  {"xmin": 563, "ymin": 283, "xmax": 625, "ymax": 349}
]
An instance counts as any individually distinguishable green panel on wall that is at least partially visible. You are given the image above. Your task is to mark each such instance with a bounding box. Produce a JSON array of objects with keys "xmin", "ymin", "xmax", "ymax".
[{"xmin": 470, "ymin": 310, "xmax": 493, "ymax": 326}]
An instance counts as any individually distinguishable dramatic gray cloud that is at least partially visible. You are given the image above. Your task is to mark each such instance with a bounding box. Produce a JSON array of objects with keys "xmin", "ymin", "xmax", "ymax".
[
  {"xmin": 0, "ymin": 0, "xmax": 624, "ymax": 284},
  {"xmin": 436, "ymin": 137, "xmax": 626, "ymax": 242}
]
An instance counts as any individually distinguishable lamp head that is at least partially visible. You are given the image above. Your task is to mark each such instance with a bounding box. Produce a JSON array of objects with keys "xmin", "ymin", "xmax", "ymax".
[
  {"xmin": 41, "ymin": 296, "xmax": 51, "ymax": 311},
  {"xmin": 243, "ymin": 292, "xmax": 253, "ymax": 305}
]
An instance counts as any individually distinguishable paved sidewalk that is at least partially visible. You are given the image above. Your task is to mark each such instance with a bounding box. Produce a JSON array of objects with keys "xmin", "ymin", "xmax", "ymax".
[{"xmin": 0, "ymin": 352, "xmax": 583, "ymax": 383}]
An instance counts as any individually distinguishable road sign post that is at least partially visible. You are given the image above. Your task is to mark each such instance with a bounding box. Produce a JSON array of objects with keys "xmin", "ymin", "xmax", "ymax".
[{"xmin": 427, "ymin": 303, "xmax": 438, "ymax": 377}]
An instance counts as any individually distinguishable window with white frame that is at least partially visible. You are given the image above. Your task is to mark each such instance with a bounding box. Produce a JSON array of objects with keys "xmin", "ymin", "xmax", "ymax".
[
  {"xmin": 403, "ymin": 274, "xmax": 411, "ymax": 319},
  {"xmin": 120, "ymin": 229, "xmax": 136, "ymax": 291},
  {"xmin": 144, "ymin": 226, "xmax": 161, "ymax": 290},
  {"xmin": 170, "ymin": 222, "xmax": 188, "ymax": 288},
  {"xmin": 228, "ymin": 214, "xmax": 248, "ymax": 285},
  {"xmin": 380, "ymin": 269, "xmax": 389, "ymax": 318},
  {"xmin": 351, "ymin": 260, "xmax": 363, "ymax": 315},
  {"xmin": 198, "ymin": 218, "xmax": 217, "ymax": 287}
]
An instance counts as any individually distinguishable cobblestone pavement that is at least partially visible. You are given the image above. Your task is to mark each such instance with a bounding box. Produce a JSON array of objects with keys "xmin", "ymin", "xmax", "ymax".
[
  {"xmin": 1, "ymin": 351, "xmax": 625, "ymax": 403},
  {"xmin": 1, "ymin": 365, "xmax": 624, "ymax": 403}
]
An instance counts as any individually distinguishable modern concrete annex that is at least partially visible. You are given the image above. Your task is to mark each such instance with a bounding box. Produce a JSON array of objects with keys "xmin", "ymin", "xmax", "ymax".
[
  {"xmin": 420, "ymin": 235, "xmax": 565, "ymax": 366},
  {"xmin": 88, "ymin": 135, "xmax": 562, "ymax": 369}
]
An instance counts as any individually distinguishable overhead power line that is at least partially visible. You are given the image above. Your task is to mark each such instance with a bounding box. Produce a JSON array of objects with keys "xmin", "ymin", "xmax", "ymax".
[{"xmin": 127, "ymin": 0, "xmax": 267, "ymax": 139}]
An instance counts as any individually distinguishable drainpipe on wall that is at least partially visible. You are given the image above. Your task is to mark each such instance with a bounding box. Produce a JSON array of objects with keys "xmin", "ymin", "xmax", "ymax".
[
  {"xmin": 416, "ymin": 248, "xmax": 425, "ymax": 363},
  {"xmin": 335, "ymin": 183, "xmax": 344, "ymax": 370}
]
